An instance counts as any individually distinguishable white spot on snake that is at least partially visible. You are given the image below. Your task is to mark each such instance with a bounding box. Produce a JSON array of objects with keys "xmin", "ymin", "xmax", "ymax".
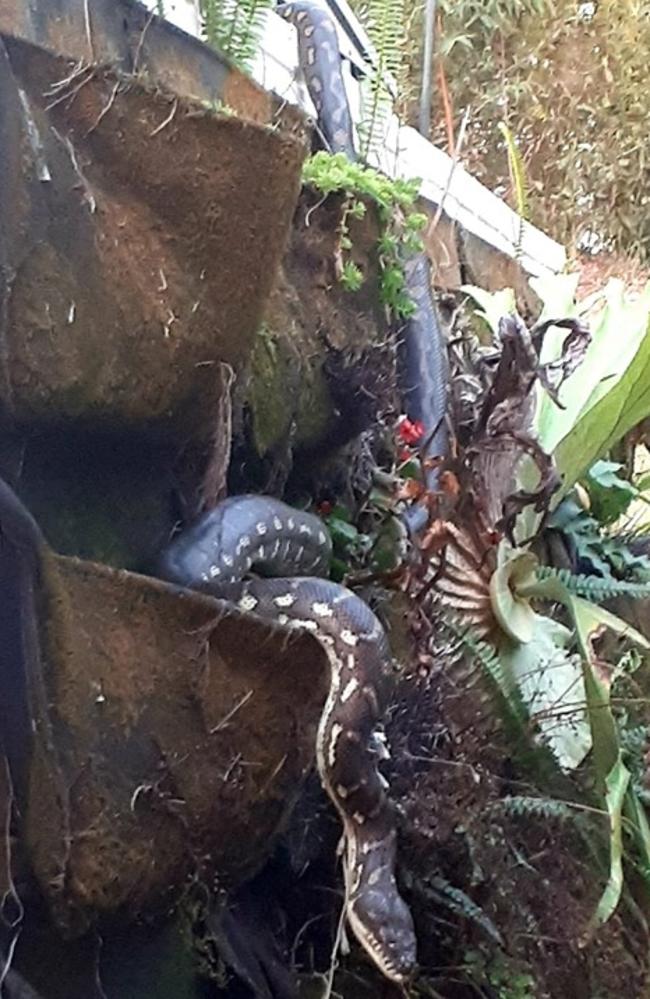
[
  {"xmin": 201, "ymin": 572, "xmax": 209, "ymax": 582},
  {"xmin": 346, "ymin": 653, "xmax": 355, "ymax": 671},
  {"xmin": 287, "ymin": 517, "xmax": 295, "ymax": 529},
  {"xmin": 238, "ymin": 594, "xmax": 258, "ymax": 612},
  {"xmin": 319, "ymin": 634, "xmax": 335, "ymax": 647},
  {"xmin": 256, "ymin": 522, "xmax": 267, "ymax": 535},
  {"xmin": 273, "ymin": 516, "xmax": 283, "ymax": 530},
  {"xmin": 209, "ymin": 565, "xmax": 221, "ymax": 578},
  {"xmin": 237, "ymin": 535, "xmax": 251, "ymax": 551},
  {"xmin": 277, "ymin": 613, "xmax": 289, "ymax": 625},
  {"xmin": 304, "ymin": 24, "xmax": 314, "ymax": 36},
  {"xmin": 256, "ymin": 545, "xmax": 265, "ymax": 559},
  {"xmin": 340, "ymin": 629, "xmax": 358, "ymax": 647},
  {"xmin": 274, "ymin": 593, "xmax": 296, "ymax": 608},
  {"xmin": 222, "ymin": 553, "xmax": 234, "ymax": 567},
  {"xmin": 312, "ymin": 601, "xmax": 333, "ymax": 617},
  {"xmin": 318, "ymin": 531, "xmax": 327, "ymax": 545},
  {"xmin": 336, "ymin": 784, "xmax": 348, "ymax": 799},
  {"xmin": 352, "ymin": 811, "xmax": 366, "ymax": 825},
  {"xmin": 368, "ymin": 868, "xmax": 383, "ymax": 887},
  {"xmin": 299, "ymin": 523, "xmax": 312, "ymax": 536},
  {"xmin": 296, "ymin": 545, "xmax": 305, "ymax": 560},
  {"xmin": 328, "ymin": 723, "xmax": 342, "ymax": 767},
  {"xmin": 270, "ymin": 539, "xmax": 281, "ymax": 558},
  {"xmin": 290, "ymin": 617, "xmax": 318, "ymax": 632},
  {"xmin": 308, "ymin": 51, "xmax": 318, "ymax": 68},
  {"xmin": 341, "ymin": 678, "xmax": 359, "ymax": 703}
]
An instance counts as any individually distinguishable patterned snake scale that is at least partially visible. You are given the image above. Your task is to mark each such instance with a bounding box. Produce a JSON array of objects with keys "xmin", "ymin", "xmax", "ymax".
[{"xmin": 157, "ymin": 496, "xmax": 417, "ymax": 982}]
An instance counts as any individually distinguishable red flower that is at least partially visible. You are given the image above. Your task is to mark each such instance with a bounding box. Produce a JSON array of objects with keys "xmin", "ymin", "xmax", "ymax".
[
  {"xmin": 397, "ymin": 416, "xmax": 425, "ymax": 446},
  {"xmin": 317, "ymin": 500, "xmax": 333, "ymax": 516}
]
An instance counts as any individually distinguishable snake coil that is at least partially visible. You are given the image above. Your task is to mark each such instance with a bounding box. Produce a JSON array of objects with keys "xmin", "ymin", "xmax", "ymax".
[{"xmin": 158, "ymin": 496, "xmax": 416, "ymax": 982}]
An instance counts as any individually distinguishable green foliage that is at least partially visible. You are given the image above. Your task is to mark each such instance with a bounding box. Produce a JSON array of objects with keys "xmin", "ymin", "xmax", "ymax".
[
  {"xmin": 429, "ymin": 0, "xmax": 650, "ymax": 260},
  {"xmin": 548, "ymin": 498, "xmax": 650, "ymax": 581},
  {"xmin": 199, "ymin": 0, "xmax": 272, "ymax": 71},
  {"xmin": 488, "ymin": 794, "xmax": 589, "ymax": 826},
  {"xmin": 353, "ymin": 0, "xmax": 406, "ymax": 157},
  {"xmin": 302, "ymin": 152, "xmax": 427, "ymax": 318},
  {"xmin": 403, "ymin": 870, "xmax": 504, "ymax": 946},
  {"xmin": 540, "ymin": 281, "xmax": 650, "ymax": 497},
  {"xmin": 536, "ymin": 565, "xmax": 650, "ymax": 603},
  {"xmin": 463, "ymin": 949, "xmax": 537, "ymax": 999},
  {"xmin": 497, "ymin": 121, "xmax": 528, "ymax": 257},
  {"xmin": 585, "ymin": 460, "xmax": 639, "ymax": 525}
]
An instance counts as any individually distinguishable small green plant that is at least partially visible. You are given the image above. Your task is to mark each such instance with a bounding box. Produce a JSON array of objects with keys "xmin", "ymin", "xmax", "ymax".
[
  {"xmin": 302, "ymin": 151, "xmax": 428, "ymax": 319},
  {"xmin": 463, "ymin": 949, "xmax": 537, "ymax": 999}
]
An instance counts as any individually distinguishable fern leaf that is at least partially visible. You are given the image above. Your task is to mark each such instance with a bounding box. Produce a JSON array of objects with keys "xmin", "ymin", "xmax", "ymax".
[
  {"xmin": 199, "ymin": 0, "xmax": 272, "ymax": 71},
  {"xmin": 488, "ymin": 794, "xmax": 591, "ymax": 826},
  {"xmin": 537, "ymin": 565, "xmax": 650, "ymax": 603},
  {"xmin": 402, "ymin": 869, "xmax": 504, "ymax": 946},
  {"xmin": 356, "ymin": 0, "xmax": 406, "ymax": 157}
]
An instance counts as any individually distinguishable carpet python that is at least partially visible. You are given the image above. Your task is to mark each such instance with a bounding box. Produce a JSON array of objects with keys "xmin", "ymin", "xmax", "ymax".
[{"xmin": 157, "ymin": 496, "xmax": 417, "ymax": 982}]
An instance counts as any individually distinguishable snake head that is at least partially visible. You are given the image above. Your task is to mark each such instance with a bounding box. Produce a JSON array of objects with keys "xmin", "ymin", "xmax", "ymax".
[{"xmin": 347, "ymin": 877, "xmax": 417, "ymax": 984}]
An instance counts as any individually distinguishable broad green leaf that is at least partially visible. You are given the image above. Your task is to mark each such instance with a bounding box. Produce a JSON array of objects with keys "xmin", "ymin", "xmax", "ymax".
[
  {"xmin": 530, "ymin": 271, "xmax": 580, "ymax": 332},
  {"xmin": 536, "ymin": 280, "xmax": 650, "ymax": 495},
  {"xmin": 585, "ymin": 460, "xmax": 638, "ymax": 525},
  {"xmin": 581, "ymin": 754, "xmax": 630, "ymax": 941}
]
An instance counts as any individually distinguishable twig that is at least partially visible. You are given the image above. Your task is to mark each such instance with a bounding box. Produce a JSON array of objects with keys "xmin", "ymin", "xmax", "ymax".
[
  {"xmin": 44, "ymin": 67, "xmax": 95, "ymax": 111},
  {"xmin": 0, "ymin": 929, "xmax": 20, "ymax": 993},
  {"xmin": 150, "ymin": 98, "xmax": 178, "ymax": 137},
  {"xmin": 83, "ymin": 0, "xmax": 95, "ymax": 63},
  {"xmin": 209, "ymin": 689, "xmax": 253, "ymax": 734},
  {"xmin": 0, "ymin": 759, "xmax": 23, "ymax": 930},
  {"xmin": 51, "ymin": 129, "xmax": 96, "ymax": 213},
  {"xmin": 86, "ymin": 79, "xmax": 120, "ymax": 136},
  {"xmin": 426, "ymin": 106, "xmax": 470, "ymax": 238},
  {"xmin": 132, "ymin": 9, "xmax": 156, "ymax": 76}
]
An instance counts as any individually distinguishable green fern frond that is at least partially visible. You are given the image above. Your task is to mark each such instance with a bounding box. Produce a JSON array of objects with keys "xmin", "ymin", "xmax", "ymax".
[
  {"xmin": 536, "ymin": 565, "xmax": 650, "ymax": 603},
  {"xmin": 488, "ymin": 794, "xmax": 590, "ymax": 825},
  {"xmin": 402, "ymin": 869, "xmax": 504, "ymax": 946},
  {"xmin": 442, "ymin": 615, "xmax": 529, "ymax": 731},
  {"xmin": 356, "ymin": 0, "xmax": 406, "ymax": 157},
  {"xmin": 200, "ymin": 0, "xmax": 272, "ymax": 71}
]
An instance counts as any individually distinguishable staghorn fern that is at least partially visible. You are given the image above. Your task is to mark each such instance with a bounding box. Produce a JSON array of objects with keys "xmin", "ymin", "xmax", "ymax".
[{"xmin": 200, "ymin": 0, "xmax": 273, "ymax": 71}]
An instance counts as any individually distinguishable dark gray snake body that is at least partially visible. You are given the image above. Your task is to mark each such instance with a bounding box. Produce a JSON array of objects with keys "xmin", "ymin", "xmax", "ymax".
[
  {"xmin": 158, "ymin": 497, "xmax": 416, "ymax": 982},
  {"xmin": 278, "ymin": 0, "xmax": 449, "ymax": 499}
]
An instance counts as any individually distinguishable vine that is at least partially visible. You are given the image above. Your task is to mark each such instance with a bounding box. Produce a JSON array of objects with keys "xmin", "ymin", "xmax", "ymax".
[{"xmin": 302, "ymin": 151, "xmax": 428, "ymax": 319}]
